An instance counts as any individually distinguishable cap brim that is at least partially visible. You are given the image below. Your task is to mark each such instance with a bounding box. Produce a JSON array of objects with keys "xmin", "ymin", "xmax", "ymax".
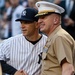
[
  {"xmin": 35, "ymin": 12, "xmax": 61, "ymax": 17},
  {"xmin": 15, "ymin": 18, "xmax": 34, "ymax": 21},
  {"xmin": 35, "ymin": 12, "xmax": 48, "ymax": 17}
]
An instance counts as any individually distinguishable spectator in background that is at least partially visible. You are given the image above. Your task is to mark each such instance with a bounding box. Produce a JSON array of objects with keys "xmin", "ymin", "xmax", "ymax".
[
  {"xmin": 0, "ymin": 18, "xmax": 7, "ymax": 39},
  {"xmin": 1, "ymin": 0, "xmax": 12, "ymax": 39},
  {"xmin": 0, "ymin": 0, "xmax": 5, "ymax": 16},
  {"xmin": 4, "ymin": 0, "xmax": 11, "ymax": 14},
  {"xmin": 19, "ymin": 0, "xmax": 26, "ymax": 5},
  {"xmin": 54, "ymin": 0, "xmax": 61, "ymax": 4},
  {"xmin": 56, "ymin": 0, "xmax": 75, "ymax": 40},
  {"xmin": 28, "ymin": 0, "xmax": 36, "ymax": 8},
  {"xmin": 6, "ymin": 0, "xmax": 25, "ymax": 37},
  {"xmin": 28, "ymin": 0, "xmax": 42, "ymax": 8},
  {"xmin": 0, "ymin": 19, "xmax": 4, "ymax": 39},
  {"xmin": 46, "ymin": 0, "xmax": 54, "ymax": 3},
  {"xmin": 20, "ymin": 0, "xmax": 28, "ymax": 8}
]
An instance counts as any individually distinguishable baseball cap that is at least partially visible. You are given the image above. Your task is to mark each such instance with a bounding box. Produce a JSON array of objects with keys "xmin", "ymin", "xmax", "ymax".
[
  {"xmin": 16, "ymin": 7, "xmax": 38, "ymax": 22},
  {"xmin": 35, "ymin": 1, "xmax": 65, "ymax": 17}
]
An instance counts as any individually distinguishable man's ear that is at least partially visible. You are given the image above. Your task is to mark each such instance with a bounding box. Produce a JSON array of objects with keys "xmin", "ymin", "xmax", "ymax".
[
  {"xmin": 54, "ymin": 18, "xmax": 57, "ymax": 24},
  {"xmin": 35, "ymin": 22, "xmax": 39, "ymax": 28},
  {"xmin": 53, "ymin": 16, "xmax": 59, "ymax": 25}
]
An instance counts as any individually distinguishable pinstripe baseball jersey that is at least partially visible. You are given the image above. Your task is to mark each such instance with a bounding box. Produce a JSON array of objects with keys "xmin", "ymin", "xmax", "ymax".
[{"xmin": 0, "ymin": 34, "xmax": 47, "ymax": 75}]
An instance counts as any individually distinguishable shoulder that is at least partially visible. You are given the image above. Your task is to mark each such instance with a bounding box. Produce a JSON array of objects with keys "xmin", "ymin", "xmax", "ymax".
[
  {"xmin": 0, "ymin": 34, "xmax": 23, "ymax": 44},
  {"xmin": 8, "ymin": 34, "xmax": 23, "ymax": 41},
  {"xmin": 0, "ymin": 34, "xmax": 24, "ymax": 49},
  {"xmin": 54, "ymin": 29, "xmax": 74, "ymax": 45}
]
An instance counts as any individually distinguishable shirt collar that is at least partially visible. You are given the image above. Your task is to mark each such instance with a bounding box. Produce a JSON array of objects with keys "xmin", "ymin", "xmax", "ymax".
[{"xmin": 47, "ymin": 25, "xmax": 61, "ymax": 42}]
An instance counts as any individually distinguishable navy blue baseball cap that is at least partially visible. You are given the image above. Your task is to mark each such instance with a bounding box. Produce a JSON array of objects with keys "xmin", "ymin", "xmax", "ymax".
[{"xmin": 15, "ymin": 7, "xmax": 38, "ymax": 22}]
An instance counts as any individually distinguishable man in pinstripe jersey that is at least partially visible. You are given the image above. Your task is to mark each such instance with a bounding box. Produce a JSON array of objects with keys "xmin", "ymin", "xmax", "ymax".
[{"xmin": 0, "ymin": 7, "xmax": 47, "ymax": 75}]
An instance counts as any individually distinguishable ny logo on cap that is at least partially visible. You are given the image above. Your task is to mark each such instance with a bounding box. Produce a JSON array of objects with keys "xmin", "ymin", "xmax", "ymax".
[{"xmin": 22, "ymin": 10, "xmax": 26, "ymax": 16}]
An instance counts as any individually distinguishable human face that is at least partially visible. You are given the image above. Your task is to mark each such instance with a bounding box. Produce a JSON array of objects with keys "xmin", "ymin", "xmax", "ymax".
[
  {"xmin": 28, "ymin": 0, "xmax": 35, "ymax": 7},
  {"xmin": 10, "ymin": 0, "xmax": 19, "ymax": 6},
  {"xmin": 20, "ymin": 21, "xmax": 38, "ymax": 37},
  {"xmin": 38, "ymin": 14, "xmax": 55, "ymax": 35}
]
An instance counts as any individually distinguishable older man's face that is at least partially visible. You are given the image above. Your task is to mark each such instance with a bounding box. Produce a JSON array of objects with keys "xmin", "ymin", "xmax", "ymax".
[{"xmin": 38, "ymin": 14, "xmax": 57, "ymax": 36}]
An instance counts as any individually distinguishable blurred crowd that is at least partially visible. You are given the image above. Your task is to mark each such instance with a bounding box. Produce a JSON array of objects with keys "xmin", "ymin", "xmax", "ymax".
[
  {"xmin": 0, "ymin": 0, "xmax": 75, "ymax": 41},
  {"xmin": 0, "ymin": 0, "xmax": 41, "ymax": 40}
]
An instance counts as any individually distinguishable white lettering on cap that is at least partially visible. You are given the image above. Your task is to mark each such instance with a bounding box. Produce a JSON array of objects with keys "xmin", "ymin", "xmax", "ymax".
[{"xmin": 22, "ymin": 10, "xmax": 26, "ymax": 16}]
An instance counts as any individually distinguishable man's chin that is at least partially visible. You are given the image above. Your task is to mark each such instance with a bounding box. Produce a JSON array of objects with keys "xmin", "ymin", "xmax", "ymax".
[
  {"xmin": 40, "ymin": 30, "xmax": 45, "ymax": 34},
  {"xmin": 40, "ymin": 29, "xmax": 44, "ymax": 32},
  {"xmin": 23, "ymin": 34, "xmax": 27, "ymax": 36}
]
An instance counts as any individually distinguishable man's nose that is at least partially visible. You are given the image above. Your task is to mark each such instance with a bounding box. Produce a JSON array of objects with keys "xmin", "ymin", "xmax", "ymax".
[{"xmin": 21, "ymin": 23, "xmax": 26, "ymax": 28}]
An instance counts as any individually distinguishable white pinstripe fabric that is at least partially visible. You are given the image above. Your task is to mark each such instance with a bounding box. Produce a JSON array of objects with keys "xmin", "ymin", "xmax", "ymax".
[{"xmin": 0, "ymin": 34, "xmax": 47, "ymax": 75}]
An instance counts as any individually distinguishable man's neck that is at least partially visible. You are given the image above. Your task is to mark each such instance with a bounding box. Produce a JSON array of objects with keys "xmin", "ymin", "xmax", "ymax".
[
  {"xmin": 25, "ymin": 33, "xmax": 41, "ymax": 42},
  {"xmin": 47, "ymin": 25, "xmax": 59, "ymax": 37}
]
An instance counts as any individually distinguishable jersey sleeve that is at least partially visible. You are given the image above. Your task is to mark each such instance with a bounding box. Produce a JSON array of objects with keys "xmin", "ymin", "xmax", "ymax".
[
  {"xmin": 0, "ymin": 39, "xmax": 10, "ymax": 61},
  {"xmin": 0, "ymin": 60, "xmax": 17, "ymax": 74},
  {"xmin": 53, "ymin": 36, "xmax": 73, "ymax": 65}
]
